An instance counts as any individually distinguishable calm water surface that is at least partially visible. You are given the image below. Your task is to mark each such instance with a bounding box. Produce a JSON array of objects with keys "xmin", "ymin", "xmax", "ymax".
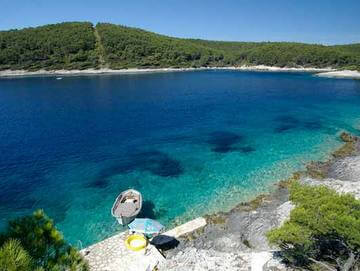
[{"xmin": 1, "ymin": 70, "xmax": 360, "ymax": 246}]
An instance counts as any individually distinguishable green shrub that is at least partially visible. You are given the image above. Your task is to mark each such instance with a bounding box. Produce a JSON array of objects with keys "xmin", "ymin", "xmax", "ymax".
[
  {"xmin": 0, "ymin": 22, "xmax": 98, "ymax": 71},
  {"xmin": 0, "ymin": 239, "xmax": 34, "ymax": 271},
  {"xmin": 267, "ymin": 183, "xmax": 360, "ymax": 270},
  {"xmin": 0, "ymin": 209, "xmax": 88, "ymax": 271}
]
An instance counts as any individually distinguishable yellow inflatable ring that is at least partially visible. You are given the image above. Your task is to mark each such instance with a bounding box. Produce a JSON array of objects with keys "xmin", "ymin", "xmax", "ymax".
[{"xmin": 124, "ymin": 234, "xmax": 148, "ymax": 251}]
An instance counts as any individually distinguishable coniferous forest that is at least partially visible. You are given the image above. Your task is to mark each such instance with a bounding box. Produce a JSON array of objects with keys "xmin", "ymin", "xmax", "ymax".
[{"xmin": 0, "ymin": 22, "xmax": 359, "ymax": 71}]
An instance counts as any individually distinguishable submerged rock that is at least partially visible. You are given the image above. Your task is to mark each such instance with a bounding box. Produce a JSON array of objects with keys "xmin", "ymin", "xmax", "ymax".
[
  {"xmin": 207, "ymin": 131, "xmax": 244, "ymax": 153},
  {"xmin": 340, "ymin": 132, "xmax": 358, "ymax": 143}
]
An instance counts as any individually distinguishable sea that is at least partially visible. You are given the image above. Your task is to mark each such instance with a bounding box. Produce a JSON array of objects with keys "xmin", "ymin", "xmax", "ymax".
[{"xmin": 1, "ymin": 70, "xmax": 360, "ymax": 247}]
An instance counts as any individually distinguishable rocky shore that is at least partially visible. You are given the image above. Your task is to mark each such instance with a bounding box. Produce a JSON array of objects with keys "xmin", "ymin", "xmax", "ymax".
[{"xmin": 159, "ymin": 132, "xmax": 360, "ymax": 271}]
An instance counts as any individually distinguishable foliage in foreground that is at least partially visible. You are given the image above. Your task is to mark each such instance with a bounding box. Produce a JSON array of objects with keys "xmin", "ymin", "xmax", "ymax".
[
  {"xmin": 0, "ymin": 239, "xmax": 34, "ymax": 271},
  {"xmin": 0, "ymin": 209, "xmax": 88, "ymax": 271},
  {"xmin": 267, "ymin": 183, "xmax": 360, "ymax": 271}
]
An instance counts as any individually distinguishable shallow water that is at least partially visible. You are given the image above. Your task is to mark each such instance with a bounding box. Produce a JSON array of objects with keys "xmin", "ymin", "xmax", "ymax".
[{"xmin": 1, "ymin": 70, "xmax": 360, "ymax": 246}]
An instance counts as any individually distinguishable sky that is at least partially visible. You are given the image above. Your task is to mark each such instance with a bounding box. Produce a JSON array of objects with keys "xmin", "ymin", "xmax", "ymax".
[{"xmin": 1, "ymin": 0, "xmax": 360, "ymax": 45}]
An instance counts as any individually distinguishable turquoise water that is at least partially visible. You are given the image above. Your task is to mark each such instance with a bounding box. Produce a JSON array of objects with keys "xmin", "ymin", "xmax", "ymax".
[{"xmin": 1, "ymin": 70, "xmax": 360, "ymax": 247}]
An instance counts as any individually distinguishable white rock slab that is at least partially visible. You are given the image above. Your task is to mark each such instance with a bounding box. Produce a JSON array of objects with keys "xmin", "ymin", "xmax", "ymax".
[{"xmin": 163, "ymin": 217, "xmax": 207, "ymax": 238}]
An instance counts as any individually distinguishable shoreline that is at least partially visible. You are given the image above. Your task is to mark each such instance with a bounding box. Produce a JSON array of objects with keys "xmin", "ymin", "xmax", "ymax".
[
  {"xmin": 78, "ymin": 131, "xmax": 360, "ymax": 271},
  {"xmin": 0, "ymin": 65, "xmax": 336, "ymax": 78},
  {"xmin": 159, "ymin": 132, "xmax": 360, "ymax": 270},
  {"xmin": 315, "ymin": 70, "xmax": 360, "ymax": 79}
]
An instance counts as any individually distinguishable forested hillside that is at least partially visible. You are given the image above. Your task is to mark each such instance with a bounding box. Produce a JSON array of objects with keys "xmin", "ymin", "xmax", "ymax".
[
  {"xmin": 0, "ymin": 22, "xmax": 98, "ymax": 70},
  {"xmin": 190, "ymin": 40, "xmax": 360, "ymax": 68},
  {"xmin": 95, "ymin": 23, "xmax": 226, "ymax": 68},
  {"xmin": 0, "ymin": 22, "xmax": 359, "ymax": 71}
]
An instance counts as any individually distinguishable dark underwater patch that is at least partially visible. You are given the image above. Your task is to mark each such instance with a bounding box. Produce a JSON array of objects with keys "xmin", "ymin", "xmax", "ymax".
[
  {"xmin": 207, "ymin": 131, "xmax": 244, "ymax": 153},
  {"xmin": 86, "ymin": 161, "xmax": 136, "ymax": 189},
  {"xmin": 274, "ymin": 115, "xmax": 300, "ymax": 133},
  {"xmin": 86, "ymin": 150, "xmax": 184, "ymax": 188},
  {"xmin": 274, "ymin": 124, "xmax": 297, "ymax": 133},
  {"xmin": 274, "ymin": 115, "xmax": 323, "ymax": 133},
  {"xmin": 212, "ymin": 145, "xmax": 237, "ymax": 153},
  {"xmin": 239, "ymin": 146, "xmax": 256, "ymax": 153},
  {"xmin": 135, "ymin": 150, "xmax": 184, "ymax": 177},
  {"xmin": 274, "ymin": 115, "xmax": 300, "ymax": 124},
  {"xmin": 303, "ymin": 121, "xmax": 322, "ymax": 130}
]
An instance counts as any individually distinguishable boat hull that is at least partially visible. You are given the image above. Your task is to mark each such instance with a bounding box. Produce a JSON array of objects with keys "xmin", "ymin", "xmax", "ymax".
[{"xmin": 111, "ymin": 189, "xmax": 142, "ymax": 226}]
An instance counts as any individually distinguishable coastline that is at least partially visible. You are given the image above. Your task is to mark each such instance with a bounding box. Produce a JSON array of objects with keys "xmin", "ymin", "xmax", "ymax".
[
  {"xmin": 0, "ymin": 65, "xmax": 335, "ymax": 78},
  {"xmin": 315, "ymin": 70, "xmax": 360, "ymax": 79},
  {"xmin": 159, "ymin": 132, "xmax": 360, "ymax": 270},
  {"xmin": 78, "ymin": 131, "xmax": 360, "ymax": 271}
]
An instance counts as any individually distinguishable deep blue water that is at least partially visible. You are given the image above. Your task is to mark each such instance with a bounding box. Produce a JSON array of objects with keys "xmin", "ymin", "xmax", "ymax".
[{"xmin": 1, "ymin": 70, "xmax": 360, "ymax": 246}]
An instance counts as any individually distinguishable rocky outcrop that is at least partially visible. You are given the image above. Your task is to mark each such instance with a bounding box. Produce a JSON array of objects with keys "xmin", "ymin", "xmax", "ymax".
[
  {"xmin": 328, "ymin": 156, "xmax": 360, "ymax": 183},
  {"xmin": 276, "ymin": 201, "xmax": 295, "ymax": 226},
  {"xmin": 160, "ymin": 247, "xmax": 250, "ymax": 271},
  {"xmin": 160, "ymin": 187, "xmax": 291, "ymax": 270},
  {"xmin": 301, "ymin": 156, "xmax": 360, "ymax": 200},
  {"xmin": 159, "ymin": 247, "xmax": 287, "ymax": 271}
]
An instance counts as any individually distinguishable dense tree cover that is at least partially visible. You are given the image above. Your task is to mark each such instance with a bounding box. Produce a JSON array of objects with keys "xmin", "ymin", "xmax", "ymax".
[
  {"xmin": 95, "ymin": 23, "xmax": 226, "ymax": 68},
  {"xmin": 0, "ymin": 209, "xmax": 88, "ymax": 271},
  {"xmin": 96, "ymin": 23, "xmax": 360, "ymax": 69},
  {"xmin": 0, "ymin": 22, "xmax": 98, "ymax": 71},
  {"xmin": 0, "ymin": 22, "xmax": 359, "ymax": 71},
  {"xmin": 334, "ymin": 43, "xmax": 360, "ymax": 54},
  {"xmin": 189, "ymin": 40, "xmax": 360, "ymax": 69},
  {"xmin": 267, "ymin": 183, "xmax": 360, "ymax": 271}
]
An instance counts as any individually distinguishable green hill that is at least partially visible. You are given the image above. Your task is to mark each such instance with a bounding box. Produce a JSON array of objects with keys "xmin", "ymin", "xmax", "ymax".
[
  {"xmin": 0, "ymin": 22, "xmax": 98, "ymax": 70},
  {"xmin": 189, "ymin": 40, "xmax": 360, "ymax": 68},
  {"xmin": 0, "ymin": 22, "xmax": 359, "ymax": 71},
  {"xmin": 95, "ymin": 23, "xmax": 226, "ymax": 69}
]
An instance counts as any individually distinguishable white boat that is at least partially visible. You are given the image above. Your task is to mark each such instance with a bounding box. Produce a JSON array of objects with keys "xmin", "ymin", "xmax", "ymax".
[
  {"xmin": 56, "ymin": 77, "xmax": 63, "ymax": 80},
  {"xmin": 111, "ymin": 189, "xmax": 142, "ymax": 225}
]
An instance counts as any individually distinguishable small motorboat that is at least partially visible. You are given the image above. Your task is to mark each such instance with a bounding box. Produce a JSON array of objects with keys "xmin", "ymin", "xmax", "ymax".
[
  {"xmin": 111, "ymin": 189, "xmax": 142, "ymax": 225},
  {"xmin": 56, "ymin": 77, "xmax": 63, "ymax": 80}
]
